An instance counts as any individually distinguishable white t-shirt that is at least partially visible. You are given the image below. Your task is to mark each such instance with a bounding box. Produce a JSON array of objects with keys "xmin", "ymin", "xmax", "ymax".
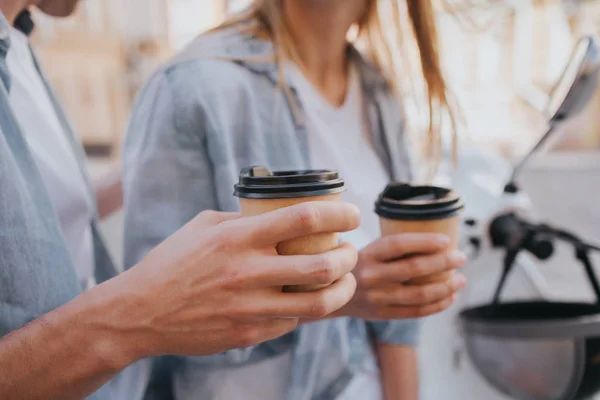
[
  {"xmin": 205, "ymin": 64, "xmax": 387, "ymax": 400},
  {"xmin": 6, "ymin": 27, "xmax": 96, "ymax": 289},
  {"xmin": 287, "ymin": 64, "xmax": 390, "ymax": 250},
  {"xmin": 288, "ymin": 63, "xmax": 387, "ymax": 400}
]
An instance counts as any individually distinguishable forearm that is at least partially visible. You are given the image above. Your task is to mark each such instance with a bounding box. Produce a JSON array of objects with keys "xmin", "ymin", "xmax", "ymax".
[
  {"xmin": 377, "ymin": 344, "xmax": 418, "ymax": 400},
  {"xmin": 0, "ymin": 281, "xmax": 137, "ymax": 400}
]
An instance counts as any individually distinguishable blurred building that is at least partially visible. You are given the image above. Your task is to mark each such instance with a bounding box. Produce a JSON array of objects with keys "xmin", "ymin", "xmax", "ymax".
[
  {"xmin": 30, "ymin": 0, "xmax": 230, "ymax": 157},
  {"xmin": 27, "ymin": 0, "xmax": 600, "ymax": 159}
]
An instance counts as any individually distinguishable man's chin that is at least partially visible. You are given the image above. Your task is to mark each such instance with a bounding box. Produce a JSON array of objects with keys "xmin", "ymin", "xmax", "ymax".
[{"xmin": 35, "ymin": 0, "xmax": 79, "ymax": 18}]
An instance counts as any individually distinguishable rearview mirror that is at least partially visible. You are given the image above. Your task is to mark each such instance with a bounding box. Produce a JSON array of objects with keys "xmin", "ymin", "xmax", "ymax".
[{"xmin": 507, "ymin": 36, "xmax": 600, "ymax": 190}]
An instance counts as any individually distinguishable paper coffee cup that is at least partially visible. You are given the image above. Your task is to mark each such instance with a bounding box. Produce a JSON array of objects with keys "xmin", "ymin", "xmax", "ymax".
[
  {"xmin": 234, "ymin": 166, "xmax": 346, "ymax": 292},
  {"xmin": 375, "ymin": 183, "xmax": 464, "ymax": 285}
]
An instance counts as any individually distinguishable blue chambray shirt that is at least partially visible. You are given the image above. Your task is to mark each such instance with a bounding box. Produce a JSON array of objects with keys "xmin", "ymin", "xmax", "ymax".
[
  {"xmin": 0, "ymin": 11, "xmax": 149, "ymax": 400},
  {"xmin": 123, "ymin": 25, "xmax": 420, "ymax": 400}
]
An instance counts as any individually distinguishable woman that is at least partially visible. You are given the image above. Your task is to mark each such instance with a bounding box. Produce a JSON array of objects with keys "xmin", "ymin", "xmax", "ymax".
[{"xmin": 123, "ymin": 1, "xmax": 466, "ymax": 399}]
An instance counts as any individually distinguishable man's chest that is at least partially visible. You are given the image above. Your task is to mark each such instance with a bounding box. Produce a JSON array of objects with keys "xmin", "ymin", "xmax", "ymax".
[{"xmin": 0, "ymin": 95, "xmax": 81, "ymax": 334}]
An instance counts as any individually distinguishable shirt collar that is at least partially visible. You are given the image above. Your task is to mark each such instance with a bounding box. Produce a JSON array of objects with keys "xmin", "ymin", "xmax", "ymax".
[
  {"xmin": 175, "ymin": 23, "xmax": 390, "ymax": 96},
  {"xmin": 0, "ymin": 11, "xmax": 11, "ymax": 58},
  {"xmin": 14, "ymin": 9, "xmax": 34, "ymax": 36},
  {"xmin": 0, "ymin": 8, "xmax": 33, "ymax": 59},
  {"xmin": 0, "ymin": 8, "xmax": 34, "ymax": 91}
]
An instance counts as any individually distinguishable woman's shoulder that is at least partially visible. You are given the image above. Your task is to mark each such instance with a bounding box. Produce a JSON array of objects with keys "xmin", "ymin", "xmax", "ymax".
[
  {"xmin": 158, "ymin": 58, "xmax": 253, "ymax": 101},
  {"xmin": 128, "ymin": 27, "xmax": 281, "ymax": 142},
  {"xmin": 152, "ymin": 26, "xmax": 277, "ymax": 100}
]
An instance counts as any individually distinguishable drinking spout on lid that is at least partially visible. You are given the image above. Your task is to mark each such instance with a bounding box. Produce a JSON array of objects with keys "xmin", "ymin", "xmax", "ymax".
[{"xmin": 240, "ymin": 166, "xmax": 273, "ymax": 178}]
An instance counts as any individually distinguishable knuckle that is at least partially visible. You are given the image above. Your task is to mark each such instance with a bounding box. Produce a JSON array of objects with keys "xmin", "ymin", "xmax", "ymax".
[
  {"xmin": 312, "ymin": 253, "xmax": 339, "ymax": 284},
  {"xmin": 355, "ymin": 268, "xmax": 369, "ymax": 285},
  {"xmin": 208, "ymin": 238, "xmax": 248, "ymax": 285},
  {"xmin": 237, "ymin": 326, "xmax": 261, "ymax": 348},
  {"xmin": 212, "ymin": 233, "xmax": 237, "ymax": 260},
  {"xmin": 307, "ymin": 297, "xmax": 330, "ymax": 319},
  {"xmin": 414, "ymin": 287, "xmax": 430, "ymax": 304},
  {"xmin": 367, "ymin": 291, "xmax": 384, "ymax": 307},
  {"xmin": 444, "ymin": 280, "xmax": 456, "ymax": 296},
  {"xmin": 211, "ymin": 224, "xmax": 233, "ymax": 246},
  {"xmin": 352, "ymin": 270, "xmax": 372, "ymax": 288},
  {"xmin": 444, "ymin": 252, "xmax": 459, "ymax": 268},
  {"xmin": 341, "ymin": 244, "xmax": 359, "ymax": 273},
  {"xmin": 344, "ymin": 205, "xmax": 361, "ymax": 230},
  {"xmin": 389, "ymin": 235, "xmax": 407, "ymax": 253},
  {"xmin": 406, "ymin": 257, "xmax": 425, "ymax": 277},
  {"xmin": 414, "ymin": 307, "xmax": 430, "ymax": 318},
  {"xmin": 216, "ymin": 222, "xmax": 248, "ymax": 251},
  {"xmin": 293, "ymin": 204, "xmax": 320, "ymax": 233},
  {"xmin": 224, "ymin": 265, "xmax": 249, "ymax": 288},
  {"xmin": 356, "ymin": 265, "xmax": 377, "ymax": 287}
]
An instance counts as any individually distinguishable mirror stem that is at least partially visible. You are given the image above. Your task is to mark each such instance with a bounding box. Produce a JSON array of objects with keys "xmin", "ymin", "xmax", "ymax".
[{"xmin": 504, "ymin": 122, "xmax": 560, "ymax": 193}]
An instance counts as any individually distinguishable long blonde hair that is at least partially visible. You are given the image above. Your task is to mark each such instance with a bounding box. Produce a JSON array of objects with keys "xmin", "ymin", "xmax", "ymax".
[{"xmin": 216, "ymin": 0, "xmax": 455, "ymax": 170}]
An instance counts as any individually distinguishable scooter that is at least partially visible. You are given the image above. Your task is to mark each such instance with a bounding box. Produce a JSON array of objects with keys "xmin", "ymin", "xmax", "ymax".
[{"xmin": 420, "ymin": 36, "xmax": 600, "ymax": 400}]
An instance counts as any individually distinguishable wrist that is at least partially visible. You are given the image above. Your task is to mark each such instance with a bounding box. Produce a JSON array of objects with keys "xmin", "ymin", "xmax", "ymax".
[{"xmin": 60, "ymin": 278, "xmax": 148, "ymax": 372}]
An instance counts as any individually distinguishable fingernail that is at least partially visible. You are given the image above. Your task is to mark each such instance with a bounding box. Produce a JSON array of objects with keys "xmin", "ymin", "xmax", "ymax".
[
  {"xmin": 449, "ymin": 250, "xmax": 467, "ymax": 265},
  {"xmin": 435, "ymin": 235, "xmax": 451, "ymax": 246}
]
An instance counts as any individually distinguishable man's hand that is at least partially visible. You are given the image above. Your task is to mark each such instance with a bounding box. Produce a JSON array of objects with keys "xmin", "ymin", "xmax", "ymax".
[
  {"xmin": 0, "ymin": 201, "xmax": 359, "ymax": 400},
  {"xmin": 337, "ymin": 233, "xmax": 466, "ymax": 320},
  {"xmin": 102, "ymin": 201, "xmax": 360, "ymax": 362}
]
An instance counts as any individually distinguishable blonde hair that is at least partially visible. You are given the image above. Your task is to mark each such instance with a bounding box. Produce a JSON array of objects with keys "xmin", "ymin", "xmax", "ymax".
[{"xmin": 216, "ymin": 0, "xmax": 456, "ymax": 172}]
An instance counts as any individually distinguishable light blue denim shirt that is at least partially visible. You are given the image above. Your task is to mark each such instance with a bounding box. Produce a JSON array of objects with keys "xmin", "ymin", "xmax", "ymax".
[
  {"xmin": 0, "ymin": 11, "xmax": 135, "ymax": 400},
  {"xmin": 123, "ymin": 25, "xmax": 420, "ymax": 400}
]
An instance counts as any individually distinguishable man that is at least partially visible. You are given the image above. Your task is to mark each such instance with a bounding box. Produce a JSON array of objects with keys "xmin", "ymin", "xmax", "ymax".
[{"xmin": 0, "ymin": 1, "xmax": 360, "ymax": 399}]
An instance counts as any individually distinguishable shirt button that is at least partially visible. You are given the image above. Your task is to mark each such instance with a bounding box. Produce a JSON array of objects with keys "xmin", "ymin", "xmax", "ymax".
[{"xmin": 0, "ymin": 29, "xmax": 8, "ymax": 41}]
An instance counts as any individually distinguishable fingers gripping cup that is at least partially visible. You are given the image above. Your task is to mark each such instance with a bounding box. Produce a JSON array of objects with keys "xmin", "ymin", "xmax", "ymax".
[
  {"xmin": 375, "ymin": 183, "xmax": 464, "ymax": 285},
  {"xmin": 234, "ymin": 166, "xmax": 346, "ymax": 292}
]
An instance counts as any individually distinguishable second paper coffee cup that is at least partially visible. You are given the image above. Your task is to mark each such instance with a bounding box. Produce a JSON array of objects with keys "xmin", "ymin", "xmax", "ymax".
[
  {"xmin": 234, "ymin": 166, "xmax": 346, "ymax": 292},
  {"xmin": 375, "ymin": 182, "xmax": 464, "ymax": 285}
]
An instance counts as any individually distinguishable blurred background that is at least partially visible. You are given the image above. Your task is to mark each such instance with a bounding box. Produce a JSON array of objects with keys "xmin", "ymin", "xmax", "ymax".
[
  {"xmin": 25, "ymin": 1, "xmax": 600, "ymax": 399},
  {"xmin": 30, "ymin": 0, "xmax": 600, "ymax": 161},
  {"xmin": 32, "ymin": 0, "xmax": 598, "ymax": 266}
]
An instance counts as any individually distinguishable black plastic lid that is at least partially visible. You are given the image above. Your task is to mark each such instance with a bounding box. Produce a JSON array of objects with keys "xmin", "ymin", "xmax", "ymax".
[
  {"xmin": 374, "ymin": 182, "xmax": 464, "ymax": 221},
  {"xmin": 234, "ymin": 166, "xmax": 345, "ymax": 199}
]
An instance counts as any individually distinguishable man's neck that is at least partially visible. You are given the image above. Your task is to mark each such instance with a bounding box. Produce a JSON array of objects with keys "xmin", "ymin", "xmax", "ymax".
[{"xmin": 0, "ymin": 0, "xmax": 30, "ymax": 24}]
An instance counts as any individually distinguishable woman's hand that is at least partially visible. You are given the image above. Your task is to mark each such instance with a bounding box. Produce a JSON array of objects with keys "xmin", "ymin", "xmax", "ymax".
[{"xmin": 339, "ymin": 233, "xmax": 467, "ymax": 320}]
